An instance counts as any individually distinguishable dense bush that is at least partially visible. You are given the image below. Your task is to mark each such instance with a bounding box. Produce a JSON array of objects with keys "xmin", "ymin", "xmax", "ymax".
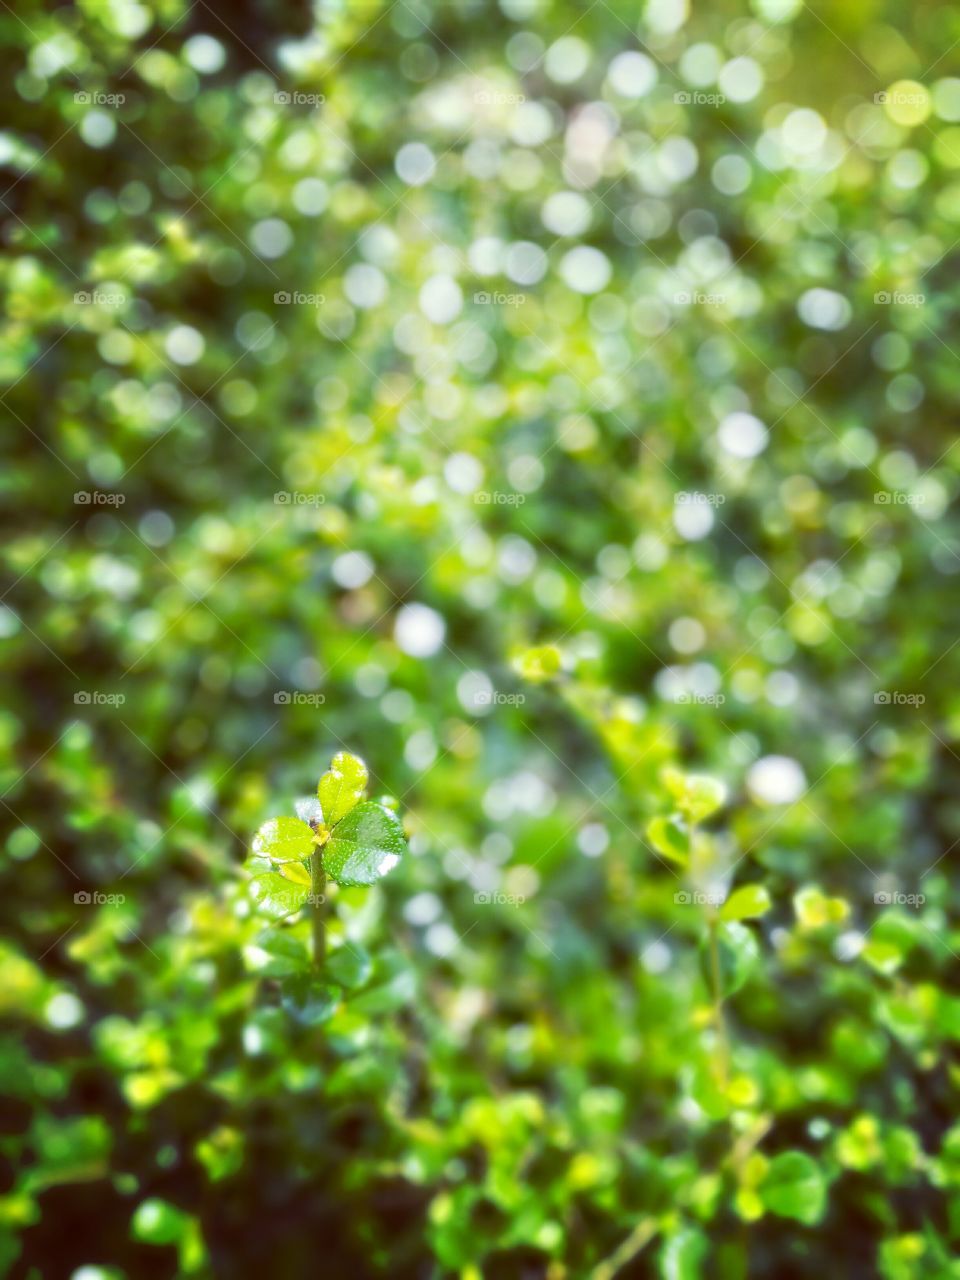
[{"xmin": 3, "ymin": 0, "xmax": 960, "ymax": 1275}]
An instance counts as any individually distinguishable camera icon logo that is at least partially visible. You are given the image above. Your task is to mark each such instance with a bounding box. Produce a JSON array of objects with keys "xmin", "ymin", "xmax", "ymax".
[
  {"xmin": 74, "ymin": 890, "xmax": 91, "ymax": 904},
  {"xmin": 274, "ymin": 691, "xmax": 291, "ymax": 704},
  {"xmin": 674, "ymin": 91, "xmax": 692, "ymax": 104},
  {"xmin": 473, "ymin": 291, "xmax": 490, "ymax": 304},
  {"xmin": 274, "ymin": 92, "xmax": 291, "ymax": 104},
  {"xmin": 274, "ymin": 491, "xmax": 291, "ymax": 504},
  {"xmin": 74, "ymin": 691, "xmax": 91, "ymax": 704},
  {"xmin": 274, "ymin": 291, "xmax": 291, "ymax": 304},
  {"xmin": 74, "ymin": 491, "xmax": 92, "ymax": 504},
  {"xmin": 873, "ymin": 891, "xmax": 892, "ymax": 904},
  {"xmin": 74, "ymin": 91, "xmax": 91, "ymax": 104},
  {"xmin": 874, "ymin": 691, "xmax": 891, "ymax": 704},
  {"xmin": 673, "ymin": 891, "xmax": 692, "ymax": 904}
]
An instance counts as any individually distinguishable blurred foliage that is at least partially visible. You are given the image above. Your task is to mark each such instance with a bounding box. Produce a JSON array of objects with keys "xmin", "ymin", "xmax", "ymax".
[{"xmin": 3, "ymin": 0, "xmax": 960, "ymax": 1275}]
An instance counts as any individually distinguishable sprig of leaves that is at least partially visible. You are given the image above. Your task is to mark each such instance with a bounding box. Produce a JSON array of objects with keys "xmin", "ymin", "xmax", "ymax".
[{"xmin": 248, "ymin": 752, "xmax": 406, "ymax": 965}]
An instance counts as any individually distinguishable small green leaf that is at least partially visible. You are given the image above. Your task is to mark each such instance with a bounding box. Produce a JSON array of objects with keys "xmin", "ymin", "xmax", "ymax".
[
  {"xmin": 249, "ymin": 868, "xmax": 310, "ymax": 917},
  {"xmin": 280, "ymin": 974, "xmax": 340, "ymax": 1027},
  {"xmin": 721, "ymin": 884, "xmax": 772, "ymax": 921},
  {"xmin": 251, "ymin": 815, "xmax": 314, "ymax": 863},
  {"xmin": 700, "ymin": 921, "xmax": 760, "ymax": 997},
  {"xmin": 646, "ymin": 814, "xmax": 690, "ymax": 864},
  {"xmin": 323, "ymin": 801, "xmax": 405, "ymax": 887},
  {"xmin": 246, "ymin": 930, "xmax": 310, "ymax": 977},
  {"xmin": 327, "ymin": 943, "xmax": 372, "ymax": 989},
  {"xmin": 278, "ymin": 860, "xmax": 311, "ymax": 886},
  {"xmin": 862, "ymin": 937, "xmax": 903, "ymax": 976},
  {"xmin": 349, "ymin": 966, "xmax": 416, "ymax": 1014},
  {"xmin": 663, "ymin": 768, "xmax": 727, "ymax": 824},
  {"xmin": 318, "ymin": 752, "xmax": 368, "ymax": 827},
  {"xmin": 760, "ymin": 1151, "xmax": 826, "ymax": 1225},
  {"xmin": 131, "ymin": 1197, "xmax": 190, "ymax": 1245},
  {"xmin": 793, "ymin": 885, "xmax": 849, "ymax": 929},
  {"xmin": 513, "ymin": 643, "xmax": 562, "ymax": 681},
  {"xmin": 661, "ymin": 1225, "xmax": 708, "ymax": 1280}
]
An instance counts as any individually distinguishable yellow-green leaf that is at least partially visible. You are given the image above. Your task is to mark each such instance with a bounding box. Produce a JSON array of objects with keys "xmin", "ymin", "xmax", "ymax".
[
  {"xmin": 318, "ymin": 752, "xmax": 368, "ymax": 827},
  {"xmin": 279, "ymin": 860, "xmax": 312, "ymax": 886},
  {"xmin": 646, "ymin": 814, "xmax": 690, "ymax": 865},
  {"xmin": 251, "ymin": 816, "xmax": 314, "ymax": 863},
  {"xmin": 721, "ymin": 884, "xmax": 772, "ymax": 921}
]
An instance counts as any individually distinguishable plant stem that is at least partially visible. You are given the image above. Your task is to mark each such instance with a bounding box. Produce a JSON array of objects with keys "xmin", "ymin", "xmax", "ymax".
[
  {"xmin": 311, "ymin": 849, "xmax": 326, "ymax": 969},
  {"xmin": 707, "ymin": 914, "xmax": 729, "ymax": 1087}
]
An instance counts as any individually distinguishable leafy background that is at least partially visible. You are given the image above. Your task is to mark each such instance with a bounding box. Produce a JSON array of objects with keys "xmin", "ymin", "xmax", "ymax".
[{"xmin": 3, "ymin": 0, "xmax": 960, "ymax": 1276}]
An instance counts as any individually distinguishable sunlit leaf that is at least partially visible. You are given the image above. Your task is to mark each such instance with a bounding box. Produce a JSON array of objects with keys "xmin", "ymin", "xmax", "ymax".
[
  {"xmin": 251, "ymin": 815, "xmax": 314, "ymax": 864},
  {"xmin": 323, "ymin": 802, "xmax": 405, "ymax": 887},
  {"xmin": 318, "ymin": 752, "xmax": 368, "ymax": 827}
]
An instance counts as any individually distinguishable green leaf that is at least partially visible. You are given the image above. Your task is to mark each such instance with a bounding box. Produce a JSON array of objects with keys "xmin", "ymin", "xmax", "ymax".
[
  {"xmin": 721, "ymin": 884, "xmax": 772, "ymax": 921},
  {"xmin": 793, "ymin": 885, "xmax": 849, "ymax": 929},
  {"xmin": 663, "ymin": 768, "xmax": 727, "ymax": 824},
  {"xmin": 249, "ymin": 867, "xmax": 310, "ymax": 918},
  {"xmin": 251, "ymin": 815, "xmax": 314, "ymax": 863},
  {"xmin": 318, "ymin": 751, "xmax": 368, "ymax": 827},
  {"xmin": 280, "ymin": 974, "xmax": 340, "ymax": 1027},
  {"xmin": 513, "ymin": 643, "xmax": 562, "ymax": 681},
  {"xmin": 278, "ymin": 860, "xmax": 311, "ymax": 886},
  {"xmin": 349, "ymin": 966, "xmax": 416, "ymax": 1014},
  {"xmin": 661, "ymin": 1225, "xmax": 708, "ymax": 1279},
  {"xmin": 646, "ymin": 814, "xmax": 690, "ymax": 864},
  {"xmin": 323, "ymin": 801, "xmax": 405, "ymax": 887},
  {"xmin": 862, "ymin": 938, "xmax": 903, "ymax": 976},
  {"xmin": 327, "ymin": 943, "xmax": 372, "ymax": 989},
  {"xmin": 760, "ymin": 1151, "xmax": 827, "ymax": 1225},
  {"xmin": 700, "ymin": 921, "xmax": 760, "ymax": 997},
  {"xmin": 131, "ymin": 1197, "xmax": 191, "ymax": 1245}
]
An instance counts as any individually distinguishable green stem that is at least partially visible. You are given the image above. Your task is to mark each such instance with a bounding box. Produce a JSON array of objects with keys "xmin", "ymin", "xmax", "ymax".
[
  {"xmin": 311, "ymin": 849, "xmax": 326, "ymax": 969},
  {"xmin": 707, "ymin": 914, "xmax": 729, "ymax": 1087}
]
